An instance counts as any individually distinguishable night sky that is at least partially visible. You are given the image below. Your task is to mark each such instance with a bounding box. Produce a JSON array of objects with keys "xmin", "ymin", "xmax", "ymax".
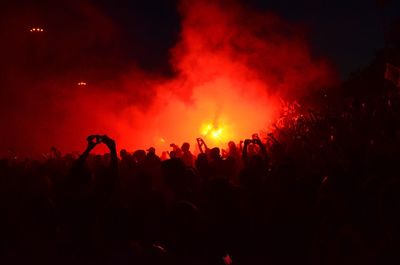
[
  {"xmin": 2, "ymin": 0, "xmax": 399, "ymax": 80},
  {"xmin": 245, "ymin": 0, "xmax": 400, "ymax": 78},
  {"xmin": 98, "ymin": 0, "xmax": 400, "ymax": 78},
  {"xmin": 90, "ymin": 0, "xmax": 400, "ymax": 78}
]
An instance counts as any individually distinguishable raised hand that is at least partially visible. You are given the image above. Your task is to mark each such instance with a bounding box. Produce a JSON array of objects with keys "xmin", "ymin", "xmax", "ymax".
[
  {"xmin": 86, "ymin": 135, "xmax": 99, "ymax": 151},
  {"xmin": 244, "ymin": 139, "xmax": 252, "ymax": 145},
  {"xmin": 99, "ymin": 135, "xmax": 116, "ymax": 152}
]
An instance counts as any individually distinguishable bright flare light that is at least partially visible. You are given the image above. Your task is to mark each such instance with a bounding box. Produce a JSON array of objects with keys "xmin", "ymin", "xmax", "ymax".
[
  {"xmin": 211, "ymin": 128, "xmax": 223, "ymax": 139},
  {"xmin": 200, "ymin": 122, "xmax": 227, "ymax": 143},
  {"xmin": 77, "ymin": 82, "xmax": 87, "ymax": 86},
  {"xmin": 201, "ymin": 123, "xmax": 213, "ymax": 136}
]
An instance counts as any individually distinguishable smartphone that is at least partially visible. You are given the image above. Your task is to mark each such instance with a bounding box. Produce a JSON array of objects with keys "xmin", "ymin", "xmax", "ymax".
[{"xmin": 96, "ymin": 135, "xmax": 103, "ymax": 143}]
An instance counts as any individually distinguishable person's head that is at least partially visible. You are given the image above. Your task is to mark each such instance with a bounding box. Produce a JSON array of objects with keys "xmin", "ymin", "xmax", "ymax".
[
  {"xmin": 120, "ymin": 149, "xmax": 128, "ymax": 159},
  {"xmin": 147, "ymin": 147, "xmax": 156, "ymax": 155},
  {"xmin": 169, "ymin": 151, "xmax": 177, "ymax": 158},
  {"xmin": 209, "ymin": 147, "xmax": 221, "ymax": 161},
  {"xmin": 181, "ymin": 142, "xmax": 190, "ymax": 152},
  {"xmin": 91, "ymin": 154, "xmax": 104, "ymax": 169},
  {"xmin": 133, "ymin": 149, "xmax": 146, "ymax": 163},
  {"xmin": 228, "ymin": 141, "xmax": 237, "ymax": 152}
]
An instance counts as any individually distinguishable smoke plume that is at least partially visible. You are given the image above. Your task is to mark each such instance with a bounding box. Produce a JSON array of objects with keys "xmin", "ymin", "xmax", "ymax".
[{"xmin": 0, "ymin": 0, "xmax": 336, "ymax": 155}]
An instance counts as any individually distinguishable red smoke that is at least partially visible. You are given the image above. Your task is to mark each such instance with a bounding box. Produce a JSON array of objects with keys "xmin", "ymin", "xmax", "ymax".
[
  {"xmin": 0, "ymin": 0, "xmax": 336, "ymax": 156},
  {"xmin": 115, "ymin": 0, "xmax": 335, "ymax": 152}
]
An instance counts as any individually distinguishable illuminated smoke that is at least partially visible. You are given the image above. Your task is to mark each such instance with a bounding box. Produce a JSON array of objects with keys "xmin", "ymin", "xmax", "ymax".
[
  {"xmin": 0, "ymin": 0, "xmax": 336, "ymax": 155},
  {"xmin": 115, "ymin": 0, "xmax": 335, "ymax": 151}
]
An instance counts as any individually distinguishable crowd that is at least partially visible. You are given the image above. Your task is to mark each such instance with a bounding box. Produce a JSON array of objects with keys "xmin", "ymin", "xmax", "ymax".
[{"xmin": 2, "ymin": 83, "xmax": 400, "ymax": 265}]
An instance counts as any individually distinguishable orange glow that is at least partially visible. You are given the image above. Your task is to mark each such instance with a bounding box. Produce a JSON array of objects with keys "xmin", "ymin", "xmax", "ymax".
[
  {"xmin": 211, "ymin": 128, "xmax": 223, "ymax": 139},
  {"xmin": 200, "ymin": 122, "xmax": 229, "ymax": 145},
  {"xmin": 12, "ymin": 1, "xmax": 335, "ymax": 155},
  {"xmin": 201, "ymin": 123, "xmax": 213, "ymax": 136},
  {"xmin": 109, "ymin": 0, "xmax": 335, "ymax": 153}
]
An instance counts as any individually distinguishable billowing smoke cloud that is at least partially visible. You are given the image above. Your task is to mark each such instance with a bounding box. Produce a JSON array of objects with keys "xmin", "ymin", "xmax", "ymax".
[{"xmin": 0, "ymin": 0, "xmax": 336, "ymax": 156}]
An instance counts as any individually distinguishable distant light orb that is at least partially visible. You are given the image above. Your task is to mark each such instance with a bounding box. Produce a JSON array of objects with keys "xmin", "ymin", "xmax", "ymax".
[
  {"xmin": 77, "ymin": 82, "xmax": 87, "ymax": 86},
  {"xmin": 29, "ymin": 27, "xmax": 45, "ymax": 33}
]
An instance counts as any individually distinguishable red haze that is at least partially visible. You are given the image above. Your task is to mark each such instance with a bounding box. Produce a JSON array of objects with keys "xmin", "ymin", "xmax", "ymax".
[
  {"xmin": 0, "ymin": 0, "xmax": 336, "ymax": 156},
  {"xmin": 114, "ymin": 0, "xmax": 335, "ymax": 152}
]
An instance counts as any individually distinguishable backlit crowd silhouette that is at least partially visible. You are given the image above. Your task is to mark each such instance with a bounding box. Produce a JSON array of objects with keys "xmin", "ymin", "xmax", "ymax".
[{"xmin": 2, "ymin": 80, "xmax": 400, "ymax": 265}]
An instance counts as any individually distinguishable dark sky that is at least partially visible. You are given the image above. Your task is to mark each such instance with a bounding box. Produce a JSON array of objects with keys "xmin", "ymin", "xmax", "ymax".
[
  {"xmin": 1, "ymin": 0, "xmax": 399, "ymax": 80},
  {"xmin": 94, "ymin": 0, "xmax": 400, "ymax": 79},
  {"xmin": 244, "ymin": 0, "xmax": 400, "ymax": 78}
]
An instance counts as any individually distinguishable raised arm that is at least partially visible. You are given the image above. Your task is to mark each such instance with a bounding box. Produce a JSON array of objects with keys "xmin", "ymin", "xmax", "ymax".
[
  {"xmin": 196, "ymin": 137, "xmax": 209, "ymax": 154},
  {"xmin": 102, "ymin": 135, "xmax": 117, "ymax": 172},
  {"xmin": 71, "ymin": 135, "xmax": 98, "ymax": 172},
  {"xmin": 68, "ymin": 135, "xmax": 118, "ymax": 206},
  {"xmin": 94, "ymin": 135, "xmax": 118, "ymax": 204}
]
